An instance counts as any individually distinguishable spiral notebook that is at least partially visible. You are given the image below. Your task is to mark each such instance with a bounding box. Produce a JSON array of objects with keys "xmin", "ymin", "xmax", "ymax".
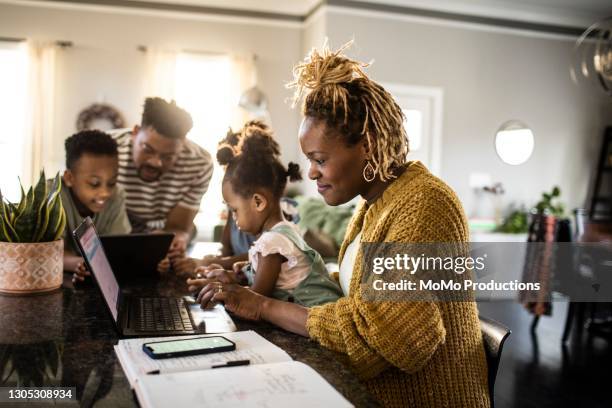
[{"xmin": 115, "ymin": 330, "xmax": 352, "ymax": 407}]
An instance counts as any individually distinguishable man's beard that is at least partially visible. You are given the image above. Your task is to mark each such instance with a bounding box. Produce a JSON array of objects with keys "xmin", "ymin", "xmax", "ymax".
[{"xmin": 138, "ymin": 165, "xmax": 162, "ymax": 182}]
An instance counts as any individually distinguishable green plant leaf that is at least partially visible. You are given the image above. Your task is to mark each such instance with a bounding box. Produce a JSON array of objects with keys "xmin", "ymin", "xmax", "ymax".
[
  {"xmin": 38, "ymin": 174, "xmax": 63, "ymax": 242},
  {"xmin": 23, "ymin": 185, "xmax": 32, "ymax": 208},
  {"xmin": 49, "ymin": 173, "xmax": 61, "ymax": 196},
  {"xmin": 12, "ymin": 188, "xmax": 34, "ymax": 242},
  {"xmin": 12, "ymin": 186, "xmax": 36, "ymax": 243},
  {"xmin": 41, "ymin": 191, "xmax": 59, "ymax": 242},
  {"xmin": 33, "ymin": 172, "xmax": 59, "ymax": 242},
  {"xmin": 0, "ymin": 198, "xmax": 10, "ymax": 242},
  {"xmin": 16, "ymin": 182, "xmax": 26, "ymax": 215},
  {"xmin": 33, "ymin": 199, "xmax": 50, "ymax": 242},
  {"xmin": 52, "ymin": 208, "xmax": 66, "ymax": 242},
  {"xmin": 31, "ymin": 170, "xmax": 48, "ymax": 242},
  {"xmin": 42, "ymin": 190, "xmax": 64, "ymax": 242},
  {"xmin": 0, "ymin": 193, "xmax": 18, "ymax": 242},
  {"xmin": 534, "ymin": 186, "xmax": 565, "ymax": 217},
  {"xmin": 7, "ymin": 202, "xmax": 18, "ymax": 224},
  {"xmin": 0, "ymin": 216, "xmax": 10, "ymax": 242}
]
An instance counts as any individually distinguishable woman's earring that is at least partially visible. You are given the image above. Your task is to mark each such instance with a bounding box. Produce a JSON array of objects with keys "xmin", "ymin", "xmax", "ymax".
[{"xmin": 363, "ymin": 161, "xmax": 376, "ymax": 182}]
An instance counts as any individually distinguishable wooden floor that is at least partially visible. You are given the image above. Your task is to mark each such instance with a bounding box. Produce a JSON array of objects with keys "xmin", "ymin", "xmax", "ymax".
[{"xmin": 478, "ymin": 301, "xmax": 612, "ymax": 408}]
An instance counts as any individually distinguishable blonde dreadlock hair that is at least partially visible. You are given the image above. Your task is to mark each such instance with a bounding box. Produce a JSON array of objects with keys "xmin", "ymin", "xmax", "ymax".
[{"xmin": 288, "ymin": 41, "xmax": 408, "ymax": 182}]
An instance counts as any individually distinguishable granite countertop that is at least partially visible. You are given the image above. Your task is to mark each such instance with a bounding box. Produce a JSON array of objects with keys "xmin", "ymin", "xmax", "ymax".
[{"xmin": 0, "ymin": 274, "xmax": 378, "ymax": 407}]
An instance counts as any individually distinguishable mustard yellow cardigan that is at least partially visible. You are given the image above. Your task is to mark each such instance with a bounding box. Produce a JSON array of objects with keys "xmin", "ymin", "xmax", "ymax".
[{"xmin": 306, "ymin": 161, "xmax": 490, "ymax": 407}]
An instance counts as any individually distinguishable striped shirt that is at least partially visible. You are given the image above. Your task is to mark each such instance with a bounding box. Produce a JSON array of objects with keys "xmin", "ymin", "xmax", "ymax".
[{"xmin": 110, "ymin": 129, "xmax": 213, "ymax": 231}]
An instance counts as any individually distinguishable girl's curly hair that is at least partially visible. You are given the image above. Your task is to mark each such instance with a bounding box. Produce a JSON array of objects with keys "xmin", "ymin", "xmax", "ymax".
[{"xmin": 217, "ymin": 121, "xmax": 301, "ymax": 198}]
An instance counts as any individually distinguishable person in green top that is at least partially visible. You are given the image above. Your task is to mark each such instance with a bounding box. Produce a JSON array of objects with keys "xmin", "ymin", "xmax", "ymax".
[
  {"xmin": 60, "ymin": 130, "xmax": 131, "ymax": 281},
  {"xmin": 187, "ymin": 121, "xmax": 342, "ymax": 307}
]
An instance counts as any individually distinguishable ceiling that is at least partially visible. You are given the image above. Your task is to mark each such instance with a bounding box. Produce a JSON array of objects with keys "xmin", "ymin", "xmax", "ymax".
[
  {"xmin": 28, "ymin": 0, "xmax": 612, "ymax": 28},
  {"xmin": 128, "ymin": 0, "xmax": 321, "ymax": 16},
  {"xmin": 360, "ymin": 0, "xmax": 612, "ymax": 27},
  {"xmin": 127, "ymin": 0, "xmax": 612, "ymax": 26}
]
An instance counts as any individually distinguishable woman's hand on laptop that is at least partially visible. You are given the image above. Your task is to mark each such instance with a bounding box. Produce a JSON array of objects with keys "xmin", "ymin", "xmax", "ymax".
[
  {"xmin": 201, "ymin": 283, "xmax": 264, "ymax": 321},
  {"xmin": 187, "ymin": 266, "xmax": 243, "ymax": 301},
  {"xmin": 187, "ymin": 268, "xmax": 237, "ymax": 287}
]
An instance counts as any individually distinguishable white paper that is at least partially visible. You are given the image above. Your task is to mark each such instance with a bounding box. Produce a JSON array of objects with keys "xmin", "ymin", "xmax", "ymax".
[
  {"xmin": 115, "ymin": 331, "xmax": 292, "ymax": 387},
  {"xmin": 134, "ymin": 361, "xmax": 353, "ymax": 408}
]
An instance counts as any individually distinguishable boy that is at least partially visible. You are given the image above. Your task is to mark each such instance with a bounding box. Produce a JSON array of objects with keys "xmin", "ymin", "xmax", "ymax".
[{"xmin": 60, "ymin": 130, "xmax": 131, "ymax": 281}]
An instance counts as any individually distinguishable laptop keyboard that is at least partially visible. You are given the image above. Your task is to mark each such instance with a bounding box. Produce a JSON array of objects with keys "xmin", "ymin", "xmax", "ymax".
[{"xmin": 135, "ymin": 297, "xmax": 194, "ymax": 332}]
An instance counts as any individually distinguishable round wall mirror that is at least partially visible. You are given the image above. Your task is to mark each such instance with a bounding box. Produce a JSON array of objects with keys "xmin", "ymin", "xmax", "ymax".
[{"xmin": 495, "ymin": 120, "xmax": 534, "ymax": 165}]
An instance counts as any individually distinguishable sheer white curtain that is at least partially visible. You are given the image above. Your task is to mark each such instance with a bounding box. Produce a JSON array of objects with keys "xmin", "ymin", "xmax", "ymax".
[
  {"xmin": 233, "ymin": 54, "xmax": 272, "ymax": 127},
  {"xmin": 0, "ymin": 41, "xmax": 29, "ymax": 201},
  {"xmin": 231, "ymin": 54, "xmax": 257, "ymax": 125},
  {"xmin": 174, "ymin": 52, "xmax": 240, "ymax": 237},
  {"xmin": 143, "ymin": 47, "xmax": 177, "ymax": 101},
  {"xmin": 24, "ymin": 41, "xmax": 57, "ymax": 185},
  {"xmin": 143, "ymin": 50, "xmax": 256, "ymax": 238}
]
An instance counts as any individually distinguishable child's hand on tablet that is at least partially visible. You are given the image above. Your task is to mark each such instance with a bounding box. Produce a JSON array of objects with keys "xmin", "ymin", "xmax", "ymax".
[
  {"xmin": 157, "ymin": 257, "xmax": 171, "ymax": 274},
  {"xmin": 72, "ymin": 260, "xmax": 91, "ymax": 284},
  {"xmin": 171, "ymin": 257, "xmax": 202, "ymax": 276}
]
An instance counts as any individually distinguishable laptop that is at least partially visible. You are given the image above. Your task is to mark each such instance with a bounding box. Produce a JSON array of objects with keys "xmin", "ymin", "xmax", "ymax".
[
  {"xmin": 74, "ymin": 217, "xmax": 225, "ymax": 337},
  {"xmin": 100, "ymin": 233, "xmax": 173, "ymax": 282}
]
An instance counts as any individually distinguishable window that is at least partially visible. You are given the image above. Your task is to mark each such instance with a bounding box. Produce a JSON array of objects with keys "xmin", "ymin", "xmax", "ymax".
[
  {"xmin": 173, "ymin": 53, "xmax": 242, "ymax": 239},
  {"xmin": 384, "ymin": 84, "xmax": 444, "ymax": 175},
  {"xmin": 0, "ymin": 41, "xmax": 28, "ymax": 202}
]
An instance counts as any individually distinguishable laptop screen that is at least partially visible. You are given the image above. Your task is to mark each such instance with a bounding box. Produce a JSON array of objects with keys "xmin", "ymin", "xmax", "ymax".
[{"xmin": 77, "ymin": 222, "xmax": 120, "ymax": 321}]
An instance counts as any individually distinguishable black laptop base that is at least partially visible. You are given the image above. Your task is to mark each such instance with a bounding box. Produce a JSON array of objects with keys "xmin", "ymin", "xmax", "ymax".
[{"xmin": 119, "ymin": 295, "xmax": 205, "ymax": 337}]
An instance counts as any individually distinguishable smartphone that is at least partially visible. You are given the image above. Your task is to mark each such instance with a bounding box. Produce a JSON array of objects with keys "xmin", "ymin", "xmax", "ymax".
[{"xmin": 142, "ymin": 336, "xmax": 236, "ymax": 359}]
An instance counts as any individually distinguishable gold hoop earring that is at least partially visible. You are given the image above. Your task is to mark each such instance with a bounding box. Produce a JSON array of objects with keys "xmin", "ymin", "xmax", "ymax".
[{"xmin": 363, "ymin": 161, "xmax": 376, "ymax": 182}]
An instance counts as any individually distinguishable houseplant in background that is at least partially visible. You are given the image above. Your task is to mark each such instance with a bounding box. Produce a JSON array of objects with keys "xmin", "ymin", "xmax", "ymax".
[
  {"xmin": 496, "ymin": 187, "xmax": 565, "ymax": 234},
  {"xmin": 0, "ymin": 171, "xmax": 66, "ymax": 294},
  {"xmin": 534, "ymin": 186, "xmax": 565, "ymax": 217},
  {"xmin": 496, "ymin": 207, "xmax": 529, "ymax": 233}
]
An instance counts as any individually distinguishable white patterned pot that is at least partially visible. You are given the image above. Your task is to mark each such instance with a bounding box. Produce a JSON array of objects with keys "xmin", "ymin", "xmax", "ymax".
[{"xmin": 0, "ymin": 240, "xmax": 63, "ymax": 295}]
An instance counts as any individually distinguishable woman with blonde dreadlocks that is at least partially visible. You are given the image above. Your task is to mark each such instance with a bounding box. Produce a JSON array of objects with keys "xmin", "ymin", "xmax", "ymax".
[{"xmin": 194, "ymin": 42, "xmax": 489, "ymax": 407}]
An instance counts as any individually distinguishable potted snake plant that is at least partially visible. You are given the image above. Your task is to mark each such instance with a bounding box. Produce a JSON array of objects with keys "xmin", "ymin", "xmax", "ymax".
[{"xmin": 0, "ymin": 171, "xmax": 66, "ymax": 294}]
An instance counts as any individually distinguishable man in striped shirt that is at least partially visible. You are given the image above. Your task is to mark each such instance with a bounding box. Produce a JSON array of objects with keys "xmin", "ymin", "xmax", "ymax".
[{"xmin": 110, "ymin": 97, "xmax": 213, "ymax": 264}]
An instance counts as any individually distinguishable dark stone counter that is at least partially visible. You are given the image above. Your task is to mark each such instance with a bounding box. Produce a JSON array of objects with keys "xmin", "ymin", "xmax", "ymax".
[{"xmin": 0, "ymin": 274, "xmax": 378, "ymax": 407}]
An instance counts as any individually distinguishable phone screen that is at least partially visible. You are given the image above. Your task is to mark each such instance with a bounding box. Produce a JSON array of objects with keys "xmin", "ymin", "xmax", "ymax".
[{"xmin": 146, "ymin": 336, "xmax": 234, "ymax": 354}]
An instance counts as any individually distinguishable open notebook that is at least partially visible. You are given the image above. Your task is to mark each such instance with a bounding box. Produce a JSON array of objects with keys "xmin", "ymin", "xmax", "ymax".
[{"xmin": 115, "ymin": 330, "xmax": 352, "ymax": 407}]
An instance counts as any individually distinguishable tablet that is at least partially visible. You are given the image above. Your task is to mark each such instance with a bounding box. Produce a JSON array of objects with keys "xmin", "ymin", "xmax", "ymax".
[{"xmin": 100, "ymin": 233, "xmax": 174, "ymax": 281}]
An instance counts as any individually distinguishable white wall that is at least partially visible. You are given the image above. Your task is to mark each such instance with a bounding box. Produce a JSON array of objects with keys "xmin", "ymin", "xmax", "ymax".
[
  {"xmin": 1, "ymin": 1, "xmax": 611, "ymax": 219},
  {"xmin": 323, "ymin": 9, "xmax": 612, "ymax": 217},
  {"xmin": 0, "ymin": 2, "xmax": 302, "ymax": 175},
  {"xmin": 296, "ymin": 9, "xmax": 329, "ymax": 197}
]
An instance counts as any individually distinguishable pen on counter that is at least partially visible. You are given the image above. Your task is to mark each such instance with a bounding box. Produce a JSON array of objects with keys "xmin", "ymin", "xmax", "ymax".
[
  {"xmin": 211, "ymin": 359, "xmax": 250, "ymax": 369},
  {"xmin": 145, "ymin": 359, "xmax": 251, "ymax": 375}
]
